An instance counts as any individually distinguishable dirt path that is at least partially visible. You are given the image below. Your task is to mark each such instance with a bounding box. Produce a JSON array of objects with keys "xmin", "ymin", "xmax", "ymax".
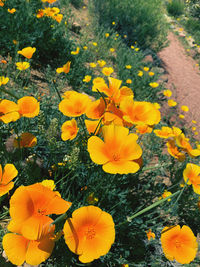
[{"xmin": 158, "ymin": 31, "xmax": 200, "ymax": 137}]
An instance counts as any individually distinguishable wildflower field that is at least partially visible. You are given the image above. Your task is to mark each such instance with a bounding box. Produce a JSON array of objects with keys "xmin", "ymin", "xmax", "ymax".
[{"xmin": 0, "ymin": 0, "xmax": 200, "ymax": 266}]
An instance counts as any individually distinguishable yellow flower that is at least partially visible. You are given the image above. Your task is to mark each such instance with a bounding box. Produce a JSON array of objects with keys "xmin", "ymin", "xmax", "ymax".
[
  {"xmin": 86, "ymin": 192, "xmax": 98, "ymax": 204},
  {"xmin": 40, "ymin": 179, "xmax": 56, "ymax": 191},
  {"xmin": 0, "ymin": 164, "xmax": 18, "ymax": 197},
  {"xmin": 168, "ymin": 99, "xmax": 177, "ymax": 107},
  {"xmin": 92, "ymin": 42, "xmax": 97, "ymax": 46},
  {"xmin": 0, "ymin": 76, "xmax": 9, "ymax": 86},
  {"xmin": 192, "ymin": 127, "xmax": 196, "ymax": 131},
  {"xmin": 97, "ymin": 60, "xmax": 106, "ymax": 68},
  {"xmin": 13, "ymin": 40, "xmax": 18, "ymax": 45},
  {"xmin": 163, "ymin": 89, "xmax": 172, "ymax": 97},
  {"xmin": 181, "ymin": 105, "xmax": 189, "ymax": 112},
  {"xmin": 124, "ymin": 35, "xmax": 127, "ymax": 38},
  {"xmin": 61, "ymin": 119, "xmax": 79, "ymax": 141},
  {"xmin": 179, "ymin": 114, "xmax": 185, "ymax": 119},
  {"xmin": 131, "ymin": 45, "xmax": 134, "ymax": 49},
  {"xmin": 83, "ymin": 46, "xmax": 88, "ymax": 50},
  {"xmin": 149, "ymin": 82, "xmax": 159, "ymax": 88},
  {"xmin": 148, "ymin": 71, "xmax": 154, "ymax": 76},
  {"xmin": 105, "ymin": 33, "xmax": 109, "ymax": 38},
  {"xmin": 135, "ymin": 48, "xmax": 139, "ymax": 51},
  {"xmin": 183, "ymin": 163, "xmax": 200, "ymax": 194},
  {"xmin": 192, "ymin": 120, "xmax": 197, "ymax": 124},
  {"xmin": 83, "ymin": 75, "xmax": 91, "ymax": 82},
  {"xmin": 138, "ymin": 71, "xmax": 143, "ymax": 77},
  {"xmin": 102, "ymin": 67, "xmax": 114, "ymax": 76},
  {"xmin": 110, "ymin": 48, "xmax": 115, "ymax": 53},
  {"xmin": 143, "ymin": 67, "xmax": 149, "ymax": 71},
  {"xmin": 146, "ymin": 229, "xmax": 155, "ymax": 241},
  {"xmin": 18, "ymin": 96, "xmax": 40, "ymax": 118},
  {"xmin": 125, "ymin": 65, "xmax": 132, "ymax": 69},
  {"xmin": 17, "ymin": 47, "xmax": 36, "ymax": 59},
  {"xmin": 112, "ymin": 21, "xmax": 115, "ymax": 25},
  {"xmin": 89, "ymin": 62, "xmax": 97, "ymax": 68},
  {"xmin": 0, "ymin": 100, "xmax": 20, "ymax": 123},
  {"xmin": 126, "ymin": 79, "xmax": 132, "ymax": 84},
  {"xmin": 161, "ymin": 190, "xmax": 172, "ymax": 201},
  {"xmin": 116, "ymin": 33, "xmax": 119, "ymax": 37},
  {"xmin": 16, "ymin": 62, "xmax": 30, "ymax": 71},
  {"xmin": 8, "ymin": 8, "xmax": 16, "ymax": 14},
  {"xmin": 71, "ymin": 47, "xmax": 80, "ymax": 55}
]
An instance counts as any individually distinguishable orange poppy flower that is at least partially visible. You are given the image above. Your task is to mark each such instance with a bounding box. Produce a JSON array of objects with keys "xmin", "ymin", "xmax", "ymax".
[
  {"xmin": 63, "ymin": 205, "xmax": 115, "ymax": 263},
  {"xmin": 13, "ymin": 132, "xmax": 37, "ymax": 148},
  {"xmin": 17, "ymin": 47, "xmax": 36, "ymax": 59},
  {"xmin": 54, "ymin": 13, "xmax": 63, "ymax": 23},
  {"xmin": 87, "ymin": 124, "xmax": 142, "ymax": 174},
  {"xmin": 36, "ymin": 9, "xmax": 44, "ymax": 18},
  {"xmin": 56, "ymin": 61, "xmax": 71, "ymax": 74},
  {"xmin": 0, "ymin": 164, "xmax": 18, "ymax": 197},
  {"xmin": 0, "ymin": 99, "xmax": 20, "ymax": 123},
  {"xmin": 166, "ymin": 140, "xmax": 185, "ymax": 162},
  {"xmin": 8, "ymin": 183, "xmax": 72, "ymax": 240},
  {"xmin": 8, "ymin": 8, "xmax": 16, "ymax": 14},
  {"xmin": 168, "ymin": 99, "xmax": 177, "ymax": 107},
  {"xmin": 183, "ymin": 163, "xmax": 200, "ymax": 194},
  {"xmin": 146, "ymin": 229, "xmax": 155, "ymax": 241},
  {"xmin": 154, "ymin": 126, "xmax": 174, "ymax": 139},
  {"xmin": 120, "ymin": 98, "xmax": 161, "ymax": 126},
  {"xmin": 136, "ymin": 124, "xmax": 152, "ymax": 134},
  {"xmin": 59, "ymin": 92, "xmax": 91, "ymax": 117},
  {"xmin": 85, "ymin": 119, "xmax": 101, "ymax": 134},
  {"xmin": 61, "ymin": 119, "xmax": 79, "ymax": 141},
  {"xmin": 163, "ymin": 89, "xmax": 172, "ymax": 97},
  {"xmin": 71, "ymin": 47, "xmax": 80, "ymax": 55},
  {"xmin": 17, "ymin": 96, "xmax": 40, "ymax": 118},
  {"xmin": 161, "ymin": 225, "xmax": 198, "ymax": 264},
  {"xmin": 3, "ymin": 223, "xmax": 55, "ymax": 266},
  {"xmin": 86, "ymin": 98, "xmax": 106, "ymax": 120},
  {"xmin": 102, "ymin": 67, "xmax": 114, "ymax": 76}
]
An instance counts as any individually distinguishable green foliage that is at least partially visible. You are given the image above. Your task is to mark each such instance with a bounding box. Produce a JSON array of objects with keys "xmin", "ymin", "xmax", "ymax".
[
  {"xmin": 167, "ymin": 0, "xmax": 185, "ymax": 17},
  {"xmin": 69, "ymin": 0, "xmax": 84, "ymax": 9},
  {"xmin": 91, "ymin": 0, "xmax": 168, "ymax": 51},
  {"xmin": 182, "ymin": 17, "xmax": 200, "ymax": 44}
]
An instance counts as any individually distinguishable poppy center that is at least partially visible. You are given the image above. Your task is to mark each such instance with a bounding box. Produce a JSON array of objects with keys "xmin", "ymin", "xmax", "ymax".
[
  {"xmin": 175, "ymin": 239, "xmax": 182, "ymax": 248},
  {"xmin": 85, "ymin": 227, "xmax": 96, "ymax": 239},
  {"xmin": 37, "ymin": 208, "xmax": 47, "ymax": 216},
  {"xmin": 112, "ymin": 153, "xmax": 120, "ymax": 162}
]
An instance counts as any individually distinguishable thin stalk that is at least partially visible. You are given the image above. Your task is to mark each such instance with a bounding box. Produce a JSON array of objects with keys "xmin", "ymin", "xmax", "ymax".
[
  {"xmin": 142, "ymin": 162, "xmax": 172, "ymax": 172},
  {"xmin": 0, "ymin": 86, "xmax": 19, "ymax": 100},
  {"xmin": 52, "ymin": 79, "xmax": 62, "ymax": 101}
]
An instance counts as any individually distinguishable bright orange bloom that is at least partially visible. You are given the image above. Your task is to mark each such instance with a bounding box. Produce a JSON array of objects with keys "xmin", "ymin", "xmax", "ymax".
[
  {"xmin": 54, "ymin": 13, "xmax": 63, "ymax": 23},
  {"xmin": 13, "ymin": 132, "xmax": 37, "ymax": 148},
  {"xmin": 1, "ymin": 59, "xmax": 7, "ymax": 64},
  {"xmin": 61, "ymin": 119, "xmax": 79, "ymax": 141},
  {"xmin": 166, "ymin": 140, "xmax": 185, "ymax": 162},
  {"xmin": 168, "ymin": 99, "xmax": 177, "ymax": 107},
  {"xmin": 59, "ymin": 92, "xmax": 91, "ymax": 117},
  {"xmin": 161, "ymin": 225, "xmax": 198, "ymax": 264},
  {"xmin": 86, "ymin": 98, "xmax": 106, "ymax": 120},
  {"xmin": 136, "ymin": 124, "xmax": 152, "ymax": 134},
  {"xmin": 18, "ymin": 96, "xmax": 40, "ymax": 118},
  {"xmin": 8, "ymin": 8, "xmax": 16, "ymax": 13},
  {"xmin": 154, "ymin": 126, "xmax": 174, "ymax": 139},
  {"xmin": 85, "ymin": 119, "xmax": 101, "ymax": 135},
  {"xmin": 120, "ymin": 98, "xmax": 161, "ymax": 126},
  {"xmin": 8, "ymin": 183, "xmax": 72, "ymax": 240},
  {"xmin": 3, "ymin": 224, "xmax": 55, "ymax": 266},
  {"xmin": 0, "ymin": 0, "xmax": 4, "ymax": 7},
  {"xmin": 0, "ymin": 76, "xmax": 9, "ymax": 86},
  {"xmin": 71, "ymin": 47, "xmax": 80, "ymax": 55},
  {"xmin": 17, "ymin": 47, "xmax": 36, "ymax": 59},
  {"xmin": 0, "ymin": 164, "xmax": 18, "ymax": 197},
  {"xmin": 16, "ymin": 62, "xmax": 30, "ymax": 71},
  {"xmin": 83, "ymin": 75, "xmax": 92, "ymax": 82},
  {"xmin": 56, "ymin": 61, "xmax": 71, "ymax": 74},
  {"xmin": 161, "ymin": 190, "xmax": 172, "ymax": 201},
  {"xmin": 146, "ymin": 229, "xmax": 155, "ymax": 240},
  {"xmin": 87, "ymin": 124, "xmax": 142, "ymax": 174},
  {"xmin": 36, "ymin": 9, "xmax": 44, "ymax": 18},
  {"xmin": 63, "ymin": 206, "xmax": 115, "ymax": 263},
  {"xmin": 97, "ymin": 60, "xmax": 106, "ymax": 67},
  {"xmin": 183, "ymin": 163, "xmax": 200, "ymax": 194},
  {"xmin": 0, "ymin": 99, "xmax": 20, "ymax": 123}
]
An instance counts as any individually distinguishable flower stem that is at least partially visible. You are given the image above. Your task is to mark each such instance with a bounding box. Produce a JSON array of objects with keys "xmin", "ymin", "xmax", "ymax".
[{"xmin": 0, "ymin": 86, "xmax": 19, "ymax": 100}]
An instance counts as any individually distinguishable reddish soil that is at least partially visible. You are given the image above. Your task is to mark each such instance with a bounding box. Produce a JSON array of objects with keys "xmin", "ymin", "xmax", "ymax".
[{"xmin": 158, "ymin": 31, "xmax": 200, "ymax": 138}]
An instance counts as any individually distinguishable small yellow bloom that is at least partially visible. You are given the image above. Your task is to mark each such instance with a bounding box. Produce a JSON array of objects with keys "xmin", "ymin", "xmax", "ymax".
[
  {"xmin": 126, "ymin": 65, "xmax": 132, "ymax": 69},
  {"xmin": 192, "ymin": 120, "xmax": 197, "ymax": 124},
  {"xmin": 86, "ymin": 192, "xmax": 98, "ymax": 204},
  {"xmin": 13, "ymin": 40, "xmax": 18, "ymax": 45},
  {"xmin": 131, "ymin": 45, "xmax": 134, "ymax": 49},
  {"xmin": 83, "ymin": 75, "xmax": 91, "ymax": 83},
  {"xmin": 92, "ymin": 42, "xmax": 97, "ymax": 46},
  {"xmin": 8, "ymin": 8, "xmax": 16, "ymax": 14},
  {"xmin": 143, "ymin": 67, "xmax": 149, "ymax": 71},
  {"xmin": 124, "ymin": 35, "xmax": 127, "ymax": 38},
  {"xmin": 126, "ymin": 79, "xmax": 132, "ymax": 84},
  {"xmin": 97, "ymin": 60, "xmax": 106, "ymax": 68},
  {"xmin": 110, "ymin": 48, "xmax": 115, "ymax": 53},
  {"xmin": 149, "ymin": 82, "xmax": 159, "ymax": 88},
  {"xmin": 148, "ymin": 71, "xmax": 154, "ymax": 76},
  {"xmin": 194, "ymin": 132, "xmax": 198, "ymax": 135},
  {"xmin": 0, "ymin": 76, "xmax": 9, "ymax": 86},
  {"xmin": 17, "ymin": 47, "xmax": 36, "ymax": 59},
  {"xmin": 102, "ymin": 67, "xmax": 114, "ymax": 76},
  {"xmin": 135, "ymin": 48, "xmax": 139, "ymax": 52},
  {"xmin": 89, "ymin": 62, "xmax": 97, "ymax": 68},
  {"xmin": 161, "ymin": 190, "xmax": 172, "ymax": 201},
  {"xmin": 179, "ymin": 114, "xmax": 185, "ymax": 119},
  {"xmin": 163, "ymin": 89, "xmax": 172, "ymax": 97},
  {"xmin": 192, "ymin": 127, "xmax": 196, "ymax": 131},
  {"xmin": 116, "ymin": 33, "xmax": 119, "ymax": 37},
  {"xmin": 112, "ymin": 21, "xmax": 115, "ymax": 25},
  {"xmin": 16, "ymin": 62, "xmax": 30, "ymax": 71},
  {"xmin": 105, "ymin": 33, "xmax": 109, "ymax": 38},
  {"xmin": 56, "ymin": 61, "xmax": 71, "ymax": 74},
  {"xmin": 181, "ymin": 105, "xmax": 189, "ymax": 112},
  {"xmin": 138, "ymin": 71, "xmax": 143, "ymax": 77},
  {"xmin": 71, "ymin": 47, "xmax": 80, "ymax": 55},
  {"xmin": 168, "ymin": 99, "xmax": 177, "ymax": 107}
]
